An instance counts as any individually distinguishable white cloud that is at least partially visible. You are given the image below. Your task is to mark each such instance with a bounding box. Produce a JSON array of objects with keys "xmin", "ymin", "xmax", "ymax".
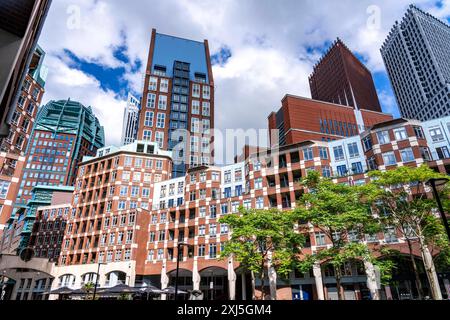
[{"xmin": 38, "ymin": 0, "xmax": 450, "ymax": 149}]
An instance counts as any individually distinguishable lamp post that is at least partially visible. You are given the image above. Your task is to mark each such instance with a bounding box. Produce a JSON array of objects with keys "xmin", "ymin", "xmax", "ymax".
[
  {"xmin": 92, "ymin": 262, "xmax": 106, "ymax": 300},
  {"xmin": 427, "ymin": 178, "xmax": 450, "ymax": 242},
  {"xmin": 175, "ymin": 242, "xmax": 192, "ymax": 301}
]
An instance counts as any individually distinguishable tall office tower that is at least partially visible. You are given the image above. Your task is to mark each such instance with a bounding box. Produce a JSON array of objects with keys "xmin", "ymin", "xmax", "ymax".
[
  {"xmin": 381, "ymin": 5, "xmax": 450, "ymax": 121},
  {"xmin": 137, "ymin": 29, "xmax": 214, "ymax": 178},
  {"xmin": 309, "ymin": 38, "xmax": 382, "ymax": 113},
  {"xmin": 121, "ymin": 93, "xmax": 140, "ymax": 146},
  {"xmin": 1, "ymin": 45, "xmax": 47, "ymax": 155},
  {"xmin": 0, "ymin": 0, "xmax": 52, "ymax": 137},
  {"xmin": 16, "ymin": 99, "xmax": 105, "ymax": 205}
]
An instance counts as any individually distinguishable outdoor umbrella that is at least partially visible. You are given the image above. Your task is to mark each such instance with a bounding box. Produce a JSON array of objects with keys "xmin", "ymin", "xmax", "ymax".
[
  {"xmin": 47, "ymin": 287, "xmax": 75, "ymax": 295},
  {"xmin": 101, "ymin": 284, "xmax": 143, "ymax": 294},
  {"xmin": 139, "ymin": 285, "xmax": 164, "ymax": 294},
  {"xmin": 162, "ymin": 286, "xmax": 188, "ymax": 295}
]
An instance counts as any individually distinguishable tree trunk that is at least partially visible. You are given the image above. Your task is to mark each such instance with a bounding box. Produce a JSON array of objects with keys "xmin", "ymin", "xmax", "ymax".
[
  {"xmin": 259, "ymin": 274, "xmax": 265, "ymax": 300},
  {"xmin": 267, "ymin": 251, "xmax": 277, "ymax": 300},
  {"xmin": 406, "ymin": 238, "xmax": 424, "ymax": 300},
  {"xmin": 419, "ymin": 237, "xmax": 442, "ymax": 300},
  {"xmin": 363, "ymin": 259, "xmax": 380, "ymax": 300},
  {"xmin": 251, "ymin": 271, "xmax": 256, "ymax": 300},
  {"xmin": 334, "ymin": 265, "xmax": 344, "ymax": 301}
]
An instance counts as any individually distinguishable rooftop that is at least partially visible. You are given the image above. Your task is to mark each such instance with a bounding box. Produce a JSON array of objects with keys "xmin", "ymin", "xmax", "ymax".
[{"xmin": 152, "ymin": 32, "xmax": 209, "ymax": 82}]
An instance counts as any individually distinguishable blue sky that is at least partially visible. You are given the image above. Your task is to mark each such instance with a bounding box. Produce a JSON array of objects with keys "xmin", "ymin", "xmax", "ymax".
[{"xmin": 38, "ymin": 0, "xmax": 450, "ymax": 146}]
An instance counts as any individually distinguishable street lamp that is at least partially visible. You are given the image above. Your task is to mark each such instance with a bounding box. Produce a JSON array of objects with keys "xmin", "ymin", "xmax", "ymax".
[
  {"xmin": 175, "ymin": 242, "xmax": 192, "ymax": 301},
  {"xmin": 426, "ymin": 178, "xmax": 450, "ymax": 242},
  {"xmin": 92, "ymin": 262, "xmax": 107, "ymax": 300}
]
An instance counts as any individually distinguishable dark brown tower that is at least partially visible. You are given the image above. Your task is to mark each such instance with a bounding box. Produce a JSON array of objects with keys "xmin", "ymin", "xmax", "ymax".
[{"xmin": 309, "ymin": 38, "xmax": 382, "ymax": 113}]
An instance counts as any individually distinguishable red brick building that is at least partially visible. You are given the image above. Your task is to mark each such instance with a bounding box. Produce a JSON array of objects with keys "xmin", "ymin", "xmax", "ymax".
[
  {"xmin": 58, "ymin": 141, "xmax": 172, "ymax": 270},
  {"xmin": 309, "ymin": 38, "xmax": 382, "ymax": 112},
  {"xmin": 268, "ymin": 95, "xmax": 393, "ymax": 147},
  {"xmin": 0, "ymin": 153, "xmax": 26, "ymax": 240}
]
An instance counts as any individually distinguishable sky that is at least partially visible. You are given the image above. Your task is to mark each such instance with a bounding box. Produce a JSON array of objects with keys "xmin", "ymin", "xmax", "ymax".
[{"xmin": 38, "ymin": 0, "xmax": 450, "ymax": 150}]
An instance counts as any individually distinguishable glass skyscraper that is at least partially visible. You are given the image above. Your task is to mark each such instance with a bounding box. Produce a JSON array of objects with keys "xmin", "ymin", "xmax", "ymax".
[
  {"xmin": 137, "ymin": 29, "xmax": 214, "ymax": 178},
  {"xmin": 381, "ymin": 5, "xmax": 450, "ymax": 121}
]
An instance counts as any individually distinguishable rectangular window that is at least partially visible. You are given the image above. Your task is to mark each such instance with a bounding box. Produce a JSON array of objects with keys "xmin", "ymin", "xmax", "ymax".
[
  {"xmin": 0, "ymin": 180, "xmax": 11, "ymax": 199},
  {"xmin": 336, "ymin": 165, "xmax": 348, "ymax": 177},
  {"xmin": 382, "ymin": 152, "xmax": 396, "ymax": 166},
  {"xmin": 430, "ymin": 127, "xmax": 445, "ymax": 142},
  {"xmin": 400, "ymin": 148, "xmax": 415, "ymax": 163},
  {"xmin": 192, "ymin": 84, "xmax": 201, "ymax": 98},
  {"xmin": 347, "ymin": 142, "xmax": 359, "ymax": 158},
  {"xmin": 322, "ymin": 166, "xmax": 331, "ymax": 177},
  {"xmin": 158, "ymin": 95, "xmax": 167, "ymax": 110},
  {"xmin": 156, "ymin": 113, "xmax": 165, "ymax": 128},
  {"xmin": 202, "ymin": 102, "xmax": 210, "ymax": 116},
  {"xmin": 351, "ymin": 162, "xmax": 363, "ymax": 174},
  {"xmin": 191, "ymin": 118, "xmax": 200, "ymax": 133},
  {"xmin": 254, "ymin": 178, "xmax": 263, "ymax": 190},
  {"xmin": 202, "ymin": 86, "xmax": 210, "ymax": 99},
  {"xmin": 362, "ymin": 136, "xmax": 373, "ymax": 151},
  {"xmin": 394, "ymin": 128, "xmax": 408, "ymax": 141},
  {"xmin": 144, "ymin": 111, "xmax": 154, "ymax": 127},
  {"xmin": 209, "ymin": 244, "xmax": 217, "ymax": 258},
  {"xmin": 303, "ymin": 147, "xmax": 314, "ymax": 161},
  {"xmin": 377, "ymin": 131, "xmax": 390, "ymax": 145},
  {"xmin": 160, "ymin": 79, "xmax": 169, "ymax": 93},
  {"xmin": 149, "ymin": 77, "xmax": 158, "ymax": 91},
  {"xmin": 315, "ymin": 233, "xmax": 326, "ymax": 246},
  {"xmin": 155, "ymin": 131, "xmax": 164, "ymax": 149},
  {"xmin": 414, "ymin": 126, "xmax": 425, "ymax": 139},
  {"xmin": 147, "ymin": 93, "xmax": 156, "ymax": 108},
  {"xmin": 143, "ymin": 130, "xmax": 152, "ymax": 141},
  {"xmin": 436, "ymin": 146, "xmax": 450, "ymax": 160},
  {"xmin": 319, "ymin": 147, "xmax": 328, "ymax": 160},
  {"xmin": 420, "ymin": 147, "xmax": 432, "ymax": 161},
  {"xmin": 192, "ymin": 100, "xmax": 200, "ymax": 115},
  {"xmin": 333, "ymin": 146, "xmax": 344, "ymax": 161}
]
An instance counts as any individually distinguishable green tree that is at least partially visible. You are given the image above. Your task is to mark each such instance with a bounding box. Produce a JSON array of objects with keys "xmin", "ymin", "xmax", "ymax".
[
  {"xmin": 219, "ymin": 208, "xmax": 305, "ymax": 300},
  {"xmin": 294, "ymin": 171, "xmax": 382, "ymax": 300},
  {"xmin": 367, "ymin": 165, "xmax": 449, "ymax": 300},
  {"xmin": 82, "ymin": 282, "xmax": 96, "ymax": 300}
]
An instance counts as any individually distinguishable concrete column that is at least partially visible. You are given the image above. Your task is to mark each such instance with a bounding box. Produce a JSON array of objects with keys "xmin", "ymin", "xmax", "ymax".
[
  {"xmin": 161, "ymin": 262, "xmax": 169, "ymax": 300},
  {"xmin": 267, "ymin": 251, "xmax": 277, "ymax": 300},
  {"xmin": 313, "ymin": 263, "xmax": 325, "ymax": 300},
  {"xmin": 364, "ymin": 260, "xmax": 380, "ymax": 300},
  {"xmin": 227, "ymin": 257, "xmax": 237, "ymax": 300},
  {"xmin": 385, "ymin": 285, "xmax": 393, "ymax": 300},
  {"xmin": 241, "ymin": 273, "xmax": 247, "ymax": 300},
  {"xmin": 444, "ymin": 279, "xmax": 450, "ymax": 299},
  {"xmin": 192, "ymin": 260, "xmax": 201, "ymax": 291}
]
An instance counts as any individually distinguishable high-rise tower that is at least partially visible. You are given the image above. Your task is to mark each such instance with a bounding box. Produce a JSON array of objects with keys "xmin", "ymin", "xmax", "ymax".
[
  {"xmin": 381, "ymin": 5, "xmax": 450, "ymax": 121},
  {"xmin": 16, "ymin": 99, "xmax": 105, "ymax": 204},
  {"xmin": 137, "ymin": 29, "xmax": 214, "ymax": 177},
  {"xmin": 309, "ymin": 38, "xmax": 382, "ymax": 113},
  {"xmin": 121, "ymin": 93, "xmax": 140, "ymax": 146}
]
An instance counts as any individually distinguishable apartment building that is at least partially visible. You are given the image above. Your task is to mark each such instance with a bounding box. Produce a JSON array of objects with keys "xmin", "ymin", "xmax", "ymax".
[
  {"xmin": 1, "ymin": 46, "xmax": 47, "ymax": 155},
  {"xmin": 2, "ymin": 115, "xmax": 450, "ymax": 300},
  {"xmin": 0, "ymin": 153, "xmax": 26, "ymax": 239},
  {"xmin": 1, "ymin": 185, "xmax": 74, "ymax": 255}
]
